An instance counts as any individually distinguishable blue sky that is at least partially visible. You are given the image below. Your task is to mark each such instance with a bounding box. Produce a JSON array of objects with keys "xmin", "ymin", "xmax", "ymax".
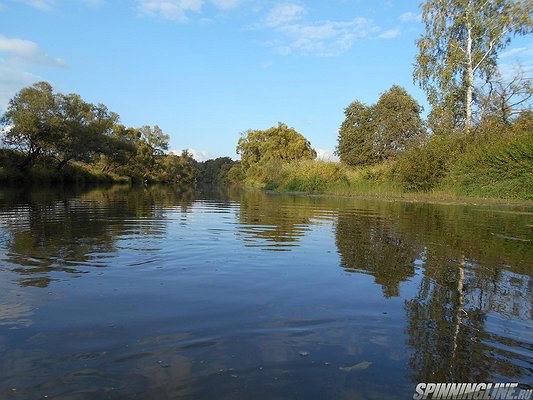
[{"xmin": 1, "ymin": 0, "xmax": 531, "ymax": 160}]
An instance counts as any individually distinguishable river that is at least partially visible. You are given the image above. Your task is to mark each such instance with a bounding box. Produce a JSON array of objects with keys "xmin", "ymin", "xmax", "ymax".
[{"xmin": 0, "ymin": 185, "xmax": 531, "ymax": 399}]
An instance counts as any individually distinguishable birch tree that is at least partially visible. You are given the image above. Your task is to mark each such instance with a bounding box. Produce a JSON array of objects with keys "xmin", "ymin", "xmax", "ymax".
[{"xmin": 414, "ymin": 0, "xmax": 532, "ymax": 134}]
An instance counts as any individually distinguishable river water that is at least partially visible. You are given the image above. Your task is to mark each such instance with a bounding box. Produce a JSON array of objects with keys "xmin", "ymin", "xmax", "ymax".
[{"xmin": 0, "ymin": 185, "xmax": 531, "ymax": 399}]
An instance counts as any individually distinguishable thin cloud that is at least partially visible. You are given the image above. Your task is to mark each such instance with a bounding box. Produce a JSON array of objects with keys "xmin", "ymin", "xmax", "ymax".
[
  {"xmin": 0, "ymin": 59, "xmax": 41, "ymax": 110},
  {"xmin": 211, "ymin": 0, "xmax": 242, "ymax": 10},
  {"xmin": 500, "ymin": 44, "xmax": 533, "ymax": 59},
  {"xmin": 399, "ymin": 11, "xmax": 421, "ymax": 23},
  {"xmin": 137, "ymin": 0, "xmax": 204, "ymax": 21},
  {"xmin": 137, "ymin": 0, "xmax": 244, "ymax": 20},
  {"xmin": 264, "ymin": 3, "xmax": 306, "ymax": 27},
  {"xmin": 378, "ymin": 29, "xmax": 400, "ymax": 39},
  {"xmin": 260, "ymin": 3, "xmax": 387, "ymax": 56},
  {"xmin": 15, "ymin": 0, "xmax": 54, "ymax": 10}
]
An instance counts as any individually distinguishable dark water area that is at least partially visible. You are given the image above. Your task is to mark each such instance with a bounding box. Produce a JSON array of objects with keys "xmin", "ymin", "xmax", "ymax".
[{"xmin": 0, "ymin": 185, "xmax": 531, "ymax": 400}]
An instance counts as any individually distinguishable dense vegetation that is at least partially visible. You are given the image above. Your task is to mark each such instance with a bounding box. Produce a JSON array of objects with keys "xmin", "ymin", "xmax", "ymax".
[
  {"xmin": 232, "ymin": 0, "xmax": 533, "ymax": 200},
  {"xmin": 0, "ymin": 82, "xmax": 239, "ymax": 186},
  {"xmin": 1, "ymin": 0, "xmax": 532, "ymax": 200}
]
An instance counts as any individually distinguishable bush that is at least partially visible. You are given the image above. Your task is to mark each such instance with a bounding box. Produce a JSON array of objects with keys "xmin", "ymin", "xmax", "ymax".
[
  {"xmin": 394, "ymin": 133, "xmax": 464, "ymax": 191},
  {"xmin": 443, "ymin": 129, "xmax": 533, "ymax": 199}
]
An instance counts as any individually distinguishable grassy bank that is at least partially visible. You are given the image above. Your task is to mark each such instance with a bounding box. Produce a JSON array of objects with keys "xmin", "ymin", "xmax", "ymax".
[
  {"xmin": 253, "ymin": 128, "xmax": 533, "ymax": 201},
  {"xmin": 0, "ymin": 150, "xmax": 130, "ymax": 186}
]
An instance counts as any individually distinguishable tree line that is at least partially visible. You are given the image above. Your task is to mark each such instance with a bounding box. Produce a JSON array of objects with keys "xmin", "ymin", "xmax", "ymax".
[
  {"xmin": 1, "ymin": 0, "xmax": 531, "ymax": 191},
  {"xmin": 235, "ymin": 0, "xmax": 532, "ymax": 194},
  {"xmin": 0, "ymin": 82, "xmax": 239, "ymax": 185}
]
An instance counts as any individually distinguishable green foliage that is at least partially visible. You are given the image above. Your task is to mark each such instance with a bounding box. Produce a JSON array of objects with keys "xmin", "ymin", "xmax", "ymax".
[
  {"xmin": 337, "ymin": 86, "xmax": 425, "ymax": 166},
  {"xmin": 336, "ymin": 101, "xmax": 375, "ymax": 166},
  {"xmin": 0, "ymin": 82, "xmax": 199, "ymax": 186},
  {"xmin": 443, "ymin": 129, "xmax": 533, "ymax": 199},
  {"xmin": 374, "ymin": 86, "xmax": 426, "ymax": 158},
  {"xmin": 237, "ymin": 122, "xmax": 316, "ymax": 175},
  {"xmin": 395, "ymin": 133, "xmax": 465, "ymax": 191},
  {"xmin": 414, "ymin": 0, "xmax": 533, "ymax": 132},
  {"xmin": 197, "ymin": 157, "xmax": 240, "ymax": 185},
  {"xmin": 1, "ymin": 82, "xmax": 59, "ymax": 167},
  {"xmin": 158, "ymin": 150, "xmax": 198, "ymax": 184}
]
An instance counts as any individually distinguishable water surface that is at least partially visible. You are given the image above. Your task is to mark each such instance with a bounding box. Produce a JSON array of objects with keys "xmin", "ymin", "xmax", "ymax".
[{"xmin": 0, "ymin": 186, "xmax": 531, "ymax": 399}]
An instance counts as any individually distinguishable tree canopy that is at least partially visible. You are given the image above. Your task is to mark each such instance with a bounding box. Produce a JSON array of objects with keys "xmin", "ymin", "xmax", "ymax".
[
  {"xmin": 414, "ymin": 0, "xmax": 533, "ymax": 133},
  {"xmin": 336, "ymin": 85, "xmax": 425, "ymax": 166},
  {"xmin": 237, "ymin": 122, "xmax": 316, "ymax": 172}
]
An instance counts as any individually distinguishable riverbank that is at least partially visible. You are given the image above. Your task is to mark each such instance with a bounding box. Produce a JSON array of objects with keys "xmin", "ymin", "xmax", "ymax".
[
  {"xmin": 251, "ymin": 127, "xmax": 533, "ymax": 202},
  {"xmin": 0, "ymin": 148, "xmax": 130, "ymax": 186}
]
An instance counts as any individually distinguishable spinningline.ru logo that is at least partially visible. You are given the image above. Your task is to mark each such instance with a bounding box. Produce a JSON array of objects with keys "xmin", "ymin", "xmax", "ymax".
[{"xmin": 413, "ymin": 383, "xmax": 532, "ymax": 400}]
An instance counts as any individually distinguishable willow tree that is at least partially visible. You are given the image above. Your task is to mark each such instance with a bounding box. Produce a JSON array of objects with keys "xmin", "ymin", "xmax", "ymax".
[{"xmin": 414, "ymin": 0, "xmax": 532, "ymax": 134}]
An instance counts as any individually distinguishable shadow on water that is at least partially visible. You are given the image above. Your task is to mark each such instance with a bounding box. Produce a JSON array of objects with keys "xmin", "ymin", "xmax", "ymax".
[{"xmin": 0, "ymin": 186, "xmax": 531, "ymax": 399}]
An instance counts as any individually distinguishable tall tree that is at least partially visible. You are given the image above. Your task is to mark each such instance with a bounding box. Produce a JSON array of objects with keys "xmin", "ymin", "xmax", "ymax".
[
  {"xmin": 414, "ymin": 0, "xmax": 532, "ymax": 133},
  {"xmin": 373, "ymin": 85, "xmax": 426, "ymax": 160},
  {"xmin": 336, "ymin": 86, "xmax": 425, "ymax": 166},
  {"xmin": 1, "ymin": 82, "xmax": 60, "ymax": 168},
  {"xmin": 336, "ymin": 101, "xmax": 376, "ymax": 166},
  {"xmin": 53, "ymin": 94, "xmax": 119, "ymax": 170}
]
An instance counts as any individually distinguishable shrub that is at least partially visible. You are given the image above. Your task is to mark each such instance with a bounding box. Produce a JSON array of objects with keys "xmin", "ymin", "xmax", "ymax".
[{"xmin": 394, "ymin": 133, "xmax": 464, "ymax": 191}]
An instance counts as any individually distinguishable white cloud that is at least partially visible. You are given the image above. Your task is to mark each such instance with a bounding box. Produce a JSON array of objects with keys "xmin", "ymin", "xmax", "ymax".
[
  {"xmin": 0, "ymin": 34, "xmax": 65, "ymax": 66},
  {"xmin": 260, "ymin": 3, "xmax": 383, "ymax": 56},
  {"xmin": 265, "ymin": 3, "xmax": 306, "ymax": 27},
  {"xmin": 173, "ymin": 148, "xmax": 209, "ymax": 161},
  {"xmin": 315, "ymin": 148, "xmax": 339, "ymax": 162},
  {"xmin": 260, "ymin": 60, "xmax": 273, "ymax": 69},
  {"xmin": 378, "ymin": 29, "xmax": 400, "ymax": 39},
  {"xmin": 137, "ymin": 0, "xmax": 203, "ymax": 21},
  {"xmin": 399, "ymin": 11, "xmax": 421, "ymax": 23},
  {"xmin": 0, "ymin": 35, "xmax": 65, "ymax": 110}
]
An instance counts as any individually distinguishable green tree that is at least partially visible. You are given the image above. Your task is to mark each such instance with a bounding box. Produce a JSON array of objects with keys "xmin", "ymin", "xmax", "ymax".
[
  {"xmin": 236, "ymin": 122, "xmax": 316, "ymax": 173},
  {"xmin": 336, "ymin": 86, "xmax": 425, "ymax": 166},
  {"xmin": 98, "ymin": 124, "xmax": 138, "ymax": 173},
  {"xmin": 126, "ymin": 125, "xmax": 170, "ymax": 181},
  {"xmin": 374, "ymin": 85, "xmax": 426, "ymax": 160},
  {"xmin": 159, "ymin": 150, "xmax": 198, "ymax": 184},
  {"xmin": 1, "ymin": 82, "xmax": 60, "ymax": 168},
  {"xmin": 336, "ymin": 101, "xmax": 376, "ymax": 166},
  {"xmin": 53, "ymin": 94, "xmax": 119, "ymax": 170},
  {"xmin": 198, "ymin": 157, "xmax": 239, "ymax": 185},
  {"xmin": 414, "ymin": 0, "xmax": 532, "ymax": 133}
]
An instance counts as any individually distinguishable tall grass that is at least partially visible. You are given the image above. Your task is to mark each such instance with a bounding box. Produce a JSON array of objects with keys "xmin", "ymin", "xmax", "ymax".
[
  {"xmin": 441, "ymin": 130, "xmax": 533, "ymax": 199},
  {"xmin": 250, "ymin": 129, "xmax": 533, "ymax": 201}
]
